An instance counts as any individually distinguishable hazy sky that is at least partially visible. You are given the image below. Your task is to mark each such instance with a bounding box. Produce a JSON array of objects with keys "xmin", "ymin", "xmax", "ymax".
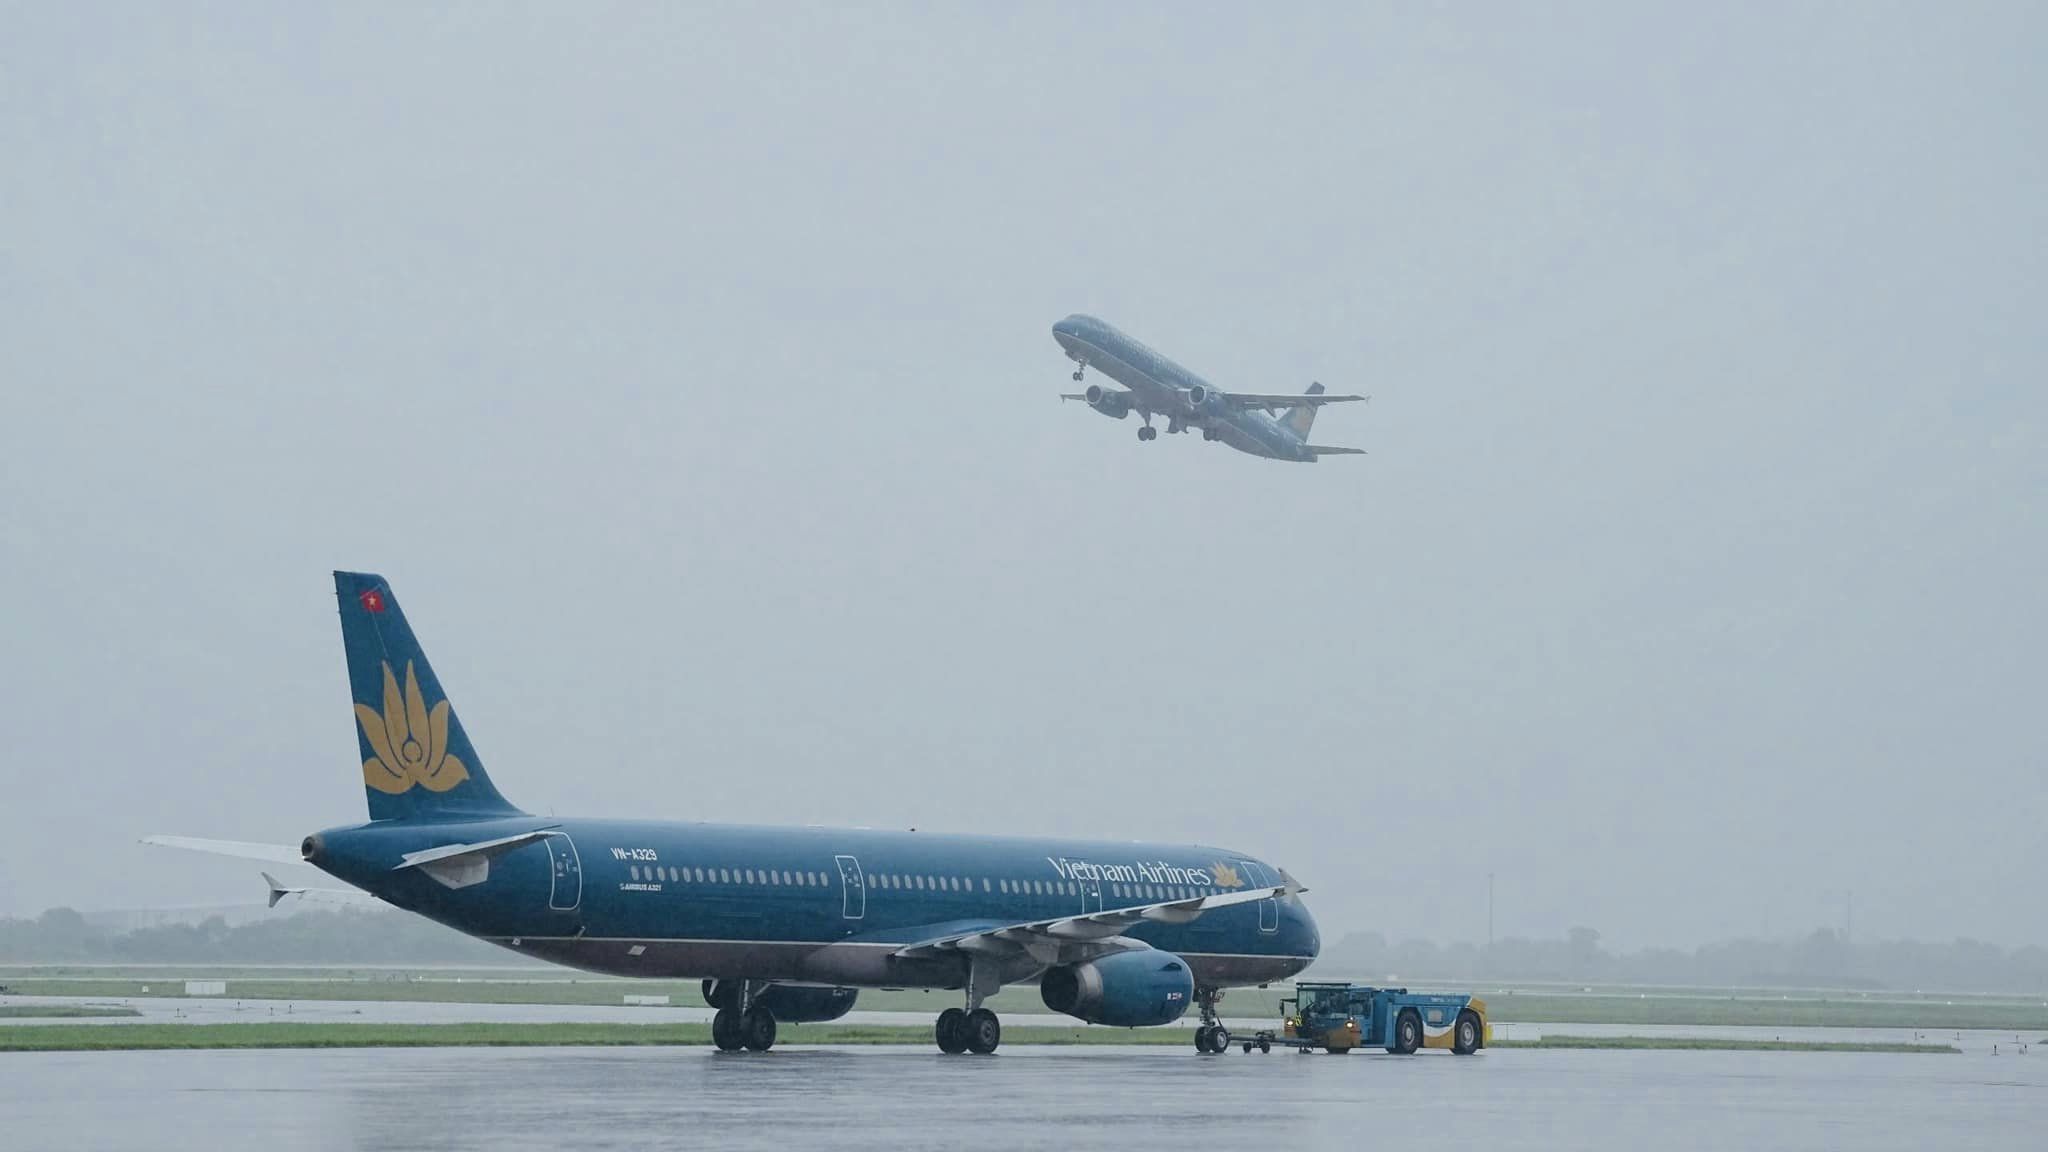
[{"xmin": 3, "ymin": 2, "xmax": 2042, "ymax": 950}]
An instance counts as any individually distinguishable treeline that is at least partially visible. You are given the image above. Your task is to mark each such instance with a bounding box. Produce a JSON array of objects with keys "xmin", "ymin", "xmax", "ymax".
[
  {"xmin": 0, "ymin": 906, "xmax": 525, "ymax": 966},
  {"xmin": 1321, "ymin": 926, "xmax": 2048, "ymax": 993},
  {"xmin": 8, "ymin": 906, "xmax": 2048, "ymax": 992}
]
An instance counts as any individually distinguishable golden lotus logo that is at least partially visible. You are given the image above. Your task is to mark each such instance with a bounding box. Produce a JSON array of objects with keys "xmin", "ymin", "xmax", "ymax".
[
  {"xmin": 1210, "ymin": 862, "xmax": 1244, "ymax": 889},
  {"xmin": 356, "ymin": 661, "xmax": 469, "ymax": 794}
]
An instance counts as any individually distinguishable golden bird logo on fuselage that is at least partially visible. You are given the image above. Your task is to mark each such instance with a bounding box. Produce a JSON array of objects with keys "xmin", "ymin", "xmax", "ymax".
[
  {"xmin": 1210, "ymin": 862, "xmax": 1244, "ymax": 889},
  {"xmin": 357, "ymin": 661, "xmax": 469, "ymax": 794}
]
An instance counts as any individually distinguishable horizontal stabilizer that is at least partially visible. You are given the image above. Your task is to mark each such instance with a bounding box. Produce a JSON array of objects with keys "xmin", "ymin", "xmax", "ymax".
[
  {"xmin": 262, "ymin": 871, "xmax": 380, "ymax": 909},
  {"xmin": 142, "ymin": 835, "xmax": 305, "ymax": 864},
  {"xmin": 1307, "ymin": 445, "xmax": 1365, "ymax": 456},
  {"xmin": 394, "ymin": 829, "xmax": 557, "ymax": 890}
]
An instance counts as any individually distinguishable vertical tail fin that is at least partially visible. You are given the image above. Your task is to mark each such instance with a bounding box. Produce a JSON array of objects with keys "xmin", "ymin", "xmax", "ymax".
[
  {"xmin": 1279, "ymin": 382, "xmax": 1325, "ymax": 439},
  {"xmin": 334, "ymin": 572, "xmax": 521, "ymax": 822}
]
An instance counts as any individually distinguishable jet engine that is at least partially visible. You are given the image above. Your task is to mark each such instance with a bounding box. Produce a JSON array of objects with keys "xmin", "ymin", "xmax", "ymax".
[
  {"xmin": 1039, "ymin": 949, "xmax": 1195, "ymax": 1027},
  {"xmin": 703, "ymin": 980, "xmax": 858, "ymax": 1022},
  {"xmin": 1184, "ymin": 384, "xmax": 1211, "ymax": 410},
  {"xmin": 1084, "ymin": 383, "xmax": 1131, "ymax": 419}
]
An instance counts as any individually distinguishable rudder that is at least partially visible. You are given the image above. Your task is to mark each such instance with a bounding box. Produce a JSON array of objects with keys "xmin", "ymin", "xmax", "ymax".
[
  {"xmin": 1279, "ymin": 382, "xmax": 1325, "ymax": 439},
  {"xmin": 334, "ymin": 571, "xmax": 521, "ymax": 822}
]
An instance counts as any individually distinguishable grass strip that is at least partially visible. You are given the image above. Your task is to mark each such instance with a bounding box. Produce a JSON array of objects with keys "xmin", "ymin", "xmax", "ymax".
[{"xmin": 0, "ymin": 1005, "xmax": 141, "ymax": 1019}]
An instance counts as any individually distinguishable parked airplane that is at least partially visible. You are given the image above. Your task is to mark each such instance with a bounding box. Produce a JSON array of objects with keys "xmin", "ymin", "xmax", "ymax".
[
  {"xmin": 148, "ymin": 573, "xmax": 1320, "ymax": 1054},
  {"xmin": 1055, "ymin": 313, "xmax": 1366, "ymax": 461}
]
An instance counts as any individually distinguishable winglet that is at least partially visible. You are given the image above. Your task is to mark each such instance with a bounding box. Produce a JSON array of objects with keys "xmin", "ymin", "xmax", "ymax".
[{"xmin": 261, "ymin": 872, "xmax": 289, "ymax": 909}]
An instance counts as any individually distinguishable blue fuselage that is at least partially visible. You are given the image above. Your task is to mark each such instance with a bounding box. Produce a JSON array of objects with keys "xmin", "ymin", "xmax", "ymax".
[
  {"xmin": 1053, "ymin": 313, "xmax": 1316, "ymax": 462},
  {"xmin": 307, "ymin": 815, "xmax": 1320, "ymax": 993}
]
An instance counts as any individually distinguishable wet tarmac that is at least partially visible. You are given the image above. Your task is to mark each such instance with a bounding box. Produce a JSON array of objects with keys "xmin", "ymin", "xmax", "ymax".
[
  {"xmin": 4, "ymin": 995, "xmax": 2038, "ymax": 1055},
  {"xmin": 4, "ymin": 1042, "xmax": 2043, "ymax": 1151}
]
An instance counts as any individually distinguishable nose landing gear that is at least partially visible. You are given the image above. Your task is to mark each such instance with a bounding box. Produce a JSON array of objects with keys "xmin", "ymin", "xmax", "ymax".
[{"xmin": 1193, "ymin": 987, "xmax": 1228, "ymax": 1055}]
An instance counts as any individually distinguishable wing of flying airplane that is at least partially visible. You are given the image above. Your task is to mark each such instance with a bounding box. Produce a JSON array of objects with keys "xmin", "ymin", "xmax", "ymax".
[
  {"xmin": 1217, "ymin": 390, "xmax": 1365, "ymax": 415},
  {"xmin": 892, "ymin": 876, "xmax": 1305, "ymax": 968}
]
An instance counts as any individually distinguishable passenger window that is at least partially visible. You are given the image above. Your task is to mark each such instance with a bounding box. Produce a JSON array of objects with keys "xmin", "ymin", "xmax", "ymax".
[
  {"xmin": 982, "ymin": 878, "xmax": 990, "ymax": 892},
  {"xmin": 630, "ymin": 865, "xmax": 641, "ymax": 880}
]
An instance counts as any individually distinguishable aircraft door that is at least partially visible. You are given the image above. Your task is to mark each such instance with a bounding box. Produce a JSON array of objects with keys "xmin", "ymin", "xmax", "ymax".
[
  {"xmin": 1238, "ymin": 860, "xmax": 1278, "ymax": 933},
  {"xmin": 1080, "ymin": 873, "xmax": 1103, "ymax": 913},
  {"xmin": 834, "ymin": 855, "xmax": 866, "ymax": 920},
  {"xmin": 546, "ymin": 834, "xmax": 582, "ymax": 912}
]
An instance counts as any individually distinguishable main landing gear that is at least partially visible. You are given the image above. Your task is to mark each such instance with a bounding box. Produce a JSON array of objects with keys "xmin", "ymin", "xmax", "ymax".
[
  {"xmin": 935, "ymin": 956, "xmax": 1003, "ymax": 1054},
  {"xmin": 935, "ymin": 1006, "xmax": 1001, "ymax": 1054},
  {"xmin": 708, "ymin": 980, "xmax": 777, "ymax": 1053},
  {"xmin": 1193, "ymin": 987, "xmax": 1230, "ymax": 1055}
]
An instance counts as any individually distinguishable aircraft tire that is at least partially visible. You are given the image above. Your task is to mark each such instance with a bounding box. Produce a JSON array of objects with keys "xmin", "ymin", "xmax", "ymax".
[
  {"xmin": 964, "ymin": 1008, "xmax": 1001, "ymax": 1055},
  {"xmin": 711, "ymin": 1008, "xmax": 744, "ymax": 1052},
  {"xmin": 1453, "ymin": 1009, "xmax": 1482, "ymax": 1055},
  {"xmin": 740, "ymin": 1005, "xmax": 777, "ymax": 1052},
  {"xmin": 935, "ymin": 1007, "xmax": 969, "ymax": 1054},
  {"xmin": 1193, "ymin": 1025, "xmax": 1212, "ymax": 1053},
  {"xmin": 1210, "ymin": 1026, "xmax": 1230, "ymax": 1053},
  {"xmin": 1391, "ymin": 1009, "xmax": 1422, "ymax": 1055}
]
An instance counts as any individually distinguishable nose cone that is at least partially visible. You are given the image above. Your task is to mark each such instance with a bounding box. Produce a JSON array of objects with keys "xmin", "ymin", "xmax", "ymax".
[
  {"xmin": 1052, "ymin": 314, "xmax": 1085, "ymax": 353},
  {"xmin": 1286, "ymin": 895, "xmax": 1323, "ymax": 964}
]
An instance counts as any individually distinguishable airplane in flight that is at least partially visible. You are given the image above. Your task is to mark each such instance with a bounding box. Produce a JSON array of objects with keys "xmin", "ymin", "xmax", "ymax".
[
  {"xmin": 149, "ymin": 572, "xmax": 1320, "ymax": 1055},
  {"xmin": 1055, "ymin": 313, "xmax": 1366, "ymax": 461}
]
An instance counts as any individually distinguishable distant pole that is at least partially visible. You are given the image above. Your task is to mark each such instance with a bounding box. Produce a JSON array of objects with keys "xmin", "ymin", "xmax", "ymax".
[{"xmin": 1487, "ymin": 872, "xmax": 1495, "ymax": 952}]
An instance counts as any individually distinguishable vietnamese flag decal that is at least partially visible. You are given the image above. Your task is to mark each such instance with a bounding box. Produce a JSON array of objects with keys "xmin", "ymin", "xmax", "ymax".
[{"xmin": 359, "ymin": 588, "xmax": 386, "ymax": 613}]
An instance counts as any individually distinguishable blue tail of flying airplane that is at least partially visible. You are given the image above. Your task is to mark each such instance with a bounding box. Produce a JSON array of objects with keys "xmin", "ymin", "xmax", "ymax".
[
  {"xmin": 1279, "ymin": 383, "xmax": 1325, "ymax": 439},
  {"xmin": 333, "ymin": 571, "xmax": 522, "ymax": 822}
]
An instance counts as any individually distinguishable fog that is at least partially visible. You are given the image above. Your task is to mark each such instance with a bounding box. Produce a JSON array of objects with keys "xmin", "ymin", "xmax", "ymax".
[{"xmin": 2, "ymin": 2, "xmax": 2042, "ymax": 951}]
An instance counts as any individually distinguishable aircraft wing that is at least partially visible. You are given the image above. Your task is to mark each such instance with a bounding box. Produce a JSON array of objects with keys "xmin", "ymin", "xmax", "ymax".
[
  {"xmin": 1218, "ymin": 391, "xmax": 1366, "ymax": 414},
  {"xmin": 891, "ymin": 878, "xmax": 1304, "ymax": 967}
]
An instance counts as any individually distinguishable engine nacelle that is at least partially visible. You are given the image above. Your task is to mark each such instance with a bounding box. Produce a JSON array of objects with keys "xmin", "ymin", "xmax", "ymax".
[
  {"xmin": 1039, "ymin": 949, "xmax": 1195, "ymax": 1027},
  {"xmin": 1085, "ymin": 383, "xmax": 1130, "ymax": 419},
  {"xmin": 1184, "ymin": 384, "xmax": 1211, "ymax": 410},
  {"xmin": 703, "ymin": 980, "xmax": 858, "ymax": 1022}
]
